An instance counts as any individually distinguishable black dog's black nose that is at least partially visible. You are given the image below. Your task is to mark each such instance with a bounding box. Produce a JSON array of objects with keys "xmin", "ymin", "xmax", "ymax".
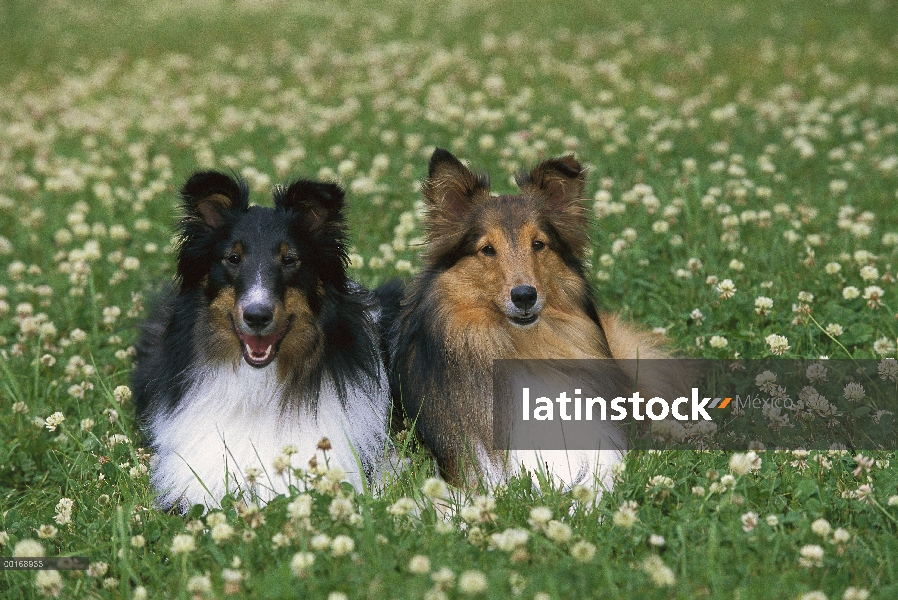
[
  {"xmin": 510, "ymin": 285, "xmax": 538, "ymax": 311},
  {"xmin": 243, "ymin": 304, "xmax": 274, "ymax": 330}
]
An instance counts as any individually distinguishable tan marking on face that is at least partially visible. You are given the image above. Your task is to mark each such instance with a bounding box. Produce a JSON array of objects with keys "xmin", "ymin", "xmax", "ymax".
[
  {"xmin": 275, "ymin": 288, "xmax": 322, "ymax": 379},
  {"xmin": 435, "ymin": 204, "xmax": 608, "ymax": 360},
  {"xmin": 223, "ymin": 242, "xmax": 243, "ymax": 266},
  {"xmin": 278, "ymin": 242, "xmax": 298, "ymax": 263},
  {"xmin": 204, "ymin": 286, "xmax": 241, "ymax": 364}
]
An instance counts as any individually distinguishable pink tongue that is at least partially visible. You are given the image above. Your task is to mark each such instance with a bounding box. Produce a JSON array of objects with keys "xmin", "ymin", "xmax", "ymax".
[{"xmin": 242, "ymin": 331, "xmax": 281, "ymax": 356}]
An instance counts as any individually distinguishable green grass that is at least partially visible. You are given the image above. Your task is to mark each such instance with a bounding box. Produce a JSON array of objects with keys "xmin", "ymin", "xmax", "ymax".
[{"xmin": 1, "ymin": 0, "xmax": 897, "ymax": 598}]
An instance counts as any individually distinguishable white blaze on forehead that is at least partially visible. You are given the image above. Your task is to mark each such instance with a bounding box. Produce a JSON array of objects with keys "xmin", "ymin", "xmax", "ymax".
[{"xmin": 243, "ymin": 270, "xmax": 273, "ymax": 306}]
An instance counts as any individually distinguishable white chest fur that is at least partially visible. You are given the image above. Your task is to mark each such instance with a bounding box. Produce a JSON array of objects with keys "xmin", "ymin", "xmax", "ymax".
[{"xmin": 148, "ymin": 361, "xmax": 389, "ymax": 511}]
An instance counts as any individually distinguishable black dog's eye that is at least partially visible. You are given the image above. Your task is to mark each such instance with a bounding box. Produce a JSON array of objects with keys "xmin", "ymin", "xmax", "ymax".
[
  {"xmin": 532, "ymin": 240, "xmax": 545, "ymax": 251},
  {"xmin": 226, "ymin": 254, "xmax": 241, "ymax": 265},
  {"xmin": 481, "ymin": 245, "xmax": 496, "ymax": 256},
  {"xmin": 281, "ymin": 255, "xmax": 298, "ymax": 266}
]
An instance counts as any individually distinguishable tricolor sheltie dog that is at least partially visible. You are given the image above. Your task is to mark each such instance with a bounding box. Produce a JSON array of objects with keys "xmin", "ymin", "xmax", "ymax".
[
  {"xmin": 382, "ymin": 148, "xmax": 670, "ymax": 493},
  {"xmin": 133, "ymin": 171, "xmax": 389, "ymax": 513}
]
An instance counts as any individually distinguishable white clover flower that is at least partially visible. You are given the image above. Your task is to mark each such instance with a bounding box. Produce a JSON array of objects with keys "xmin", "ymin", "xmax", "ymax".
[
  {"xmin": 830, "ymin": 179, "xmax": 848, "ymax": 194},
  {"xmin": 824, "ymin": 262, "xmax": 841, "ymax": 275},
  {"xmin": 44, "ymin": 412, "xmax": 65, "ymax": 432},
  {"xmin": 843, "ymin": 382, "xmax": 865, "ymax": 402},
  {"xmin": 571, "ymin": 484, "xmax": 596, "ymax": 504},
  {"xmin": 842, "ymin": 286, "xmax": 860, "ymax": 300},
  {"xmin": 570, "ymin": 540, "xmax": 596, "ymax": 562},
  {"xmin": 328, "ymin": 497, "xmax": 354, "ymax": 522},
  {"xmin": 709, "ymin": 335, "xmax": 728, "ymax": 349},
  {"xmin": 811, "ymin": 518, "xmax": 831, "ymax": 538},
  {"xmin": 755, "ymin": 370, "xmax": 776, "ymax": 392},
  {"xmin": 842, "ymin": 587, "xmax": 870, "ymax": 600},
  {"xmin": 113, "ymin": 385, "xmax": 132, "ymax": 404},
  {"xmin": 35, "ymin": 570, "xmax": 64, "ymax": 597},
  {"xmin": 729, "ymin": 451, "xmax": 760, "ymax": 476},
  {"xmin": 408, "ymin": 554, "xmax": 431, "ymax": 574},
  {"xmin": 754, "ymin": 296, "xmax": 773, "ymax": 315},
  {"xmin": 649, "ymin": 534, "xmax": 666, "ymax": 547},
  {"xmin": 641, "ymin": 555, "xmax": 676, "ymax": 587},
  {"xmin": 863, "ymin": 285, "xmax": 883, "ymax": 307},
  {"xmin": 310, "ymin": 534, "xmax": 331, "ymax": 551},
  {"xmin": 54, "ymin": 498, "xmax": 74, "ymax": 526},
  {"xmin": 37, "ymin": 525, "xmax": 59, "ymax": 540},
  {"xmin": 612, "ymin": 502, "xmax": 639, "ymax": 528},
  {"xmin": 490, "ymin": 528, "xmax": 529, "ymax": 552},
  {"xmin": 825, "ymin": 323, "xmax": 843, "ymax": 337},
  {"xmin": 457, "ymin": 570, "xmax": 488, "ymax": 595},
  {"xmin": 765, "ymin": 334, "xmax": 790, "ymax": 355},
  {"xmin": 330, "ymin": 535, "xmax": 355, "ymax": 557},
  {"xmin": 873, "ymin": 337, "xmax": 895, "ymax": 357},
  {"xmin": 421, "ymin": 477, "xmax": 448, "ymax": 499},
  {"xmin": 832, "ymin": 528, "xmax": 851, "ymax": 544},
  {"xmin": 210, "ymin": 522, "xmax": 234, "ymax": 544},
  {"xmin": 290, "ymin": 552, "xmax": 315, "ymax": 576},
  {"xmin": 741, "ymin": 511, "xmax": 759, "ymax": 532},
  {"xmin": 859, "ymin": 265, "xmax": 879, "ymax": 281},
  {"xmin": 529, "ymin": 506, "xmax": 552, "ymax": 527},
  {"xmin": 431, "ymin": 566, "xmax": 455, "ymax": 589},
  {"xmin": 765, "ymin": 515, "xmax": 779, "ymax": 527},
  {"xmin": 798, "ymin": 544, "xmax": 824, "ymax": 568},
  {"xmin": 187, "ymin": 574, "xmax": 211, "ymax": 594},
  {"xmin": 806, "ymin": 362, "xmax": 827, "ymax": 382},
  {"xmin": 170, "ymin": 534, "xmax": 195, "ymax": 555},
  {"xmin": 545, "ymin": 521, "xmax": 572, "ymax": 544},
  {"xmin": 716, "ymin": 278, "xmax": 736, "ymax": 299},
  {"xmin": 878, "ymin": 358, "xmax": 898, "ymax": 381},
  {"xmin": 13, "ymin": 539, "xmax": 44, "ymax": 557},
  {"xmin": 287, "ymin": 495, "xmax": 313, "ymax": 520}
]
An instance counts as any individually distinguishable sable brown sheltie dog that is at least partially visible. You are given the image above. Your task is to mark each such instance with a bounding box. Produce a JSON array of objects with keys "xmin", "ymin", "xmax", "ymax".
[
  {"xmin": 133, "ymin": 171, "xmax": 389, "ymax": 513},
  {"xmin": 382, "ymin": 148, "xmax": 669, "ymax": 492}
]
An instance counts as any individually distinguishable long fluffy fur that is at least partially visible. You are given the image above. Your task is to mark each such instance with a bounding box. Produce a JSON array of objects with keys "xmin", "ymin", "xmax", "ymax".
[
  {"xmin": 383, "ymin": 149, "xmax": 672, "ymax": 492},
  {"xmin": 133, "ymin": 171, "xmax": 389, "ymax": 513}
]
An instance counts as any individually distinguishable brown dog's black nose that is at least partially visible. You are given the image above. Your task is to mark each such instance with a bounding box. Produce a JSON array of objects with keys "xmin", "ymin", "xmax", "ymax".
[
  {"xmin": 243, "ymin": 304, "xmax": 274, "ymax": 330},
  {"xmin": 510, "ymin": 285, "xmax": 537, "ymax": 311}
]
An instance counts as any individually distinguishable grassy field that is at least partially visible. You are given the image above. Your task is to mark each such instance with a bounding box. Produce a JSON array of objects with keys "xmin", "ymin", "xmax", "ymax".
[{"xmin": 1, "ymin": 0, "xmax": 898, "ymax": 598}]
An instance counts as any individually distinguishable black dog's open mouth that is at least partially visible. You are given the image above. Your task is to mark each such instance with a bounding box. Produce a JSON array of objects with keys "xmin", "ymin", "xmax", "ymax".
[
  {"xmin": 509, "ymin": 314, "xmax": 539, "ymax": 326},
  {"xmin": 236, "ymin": 318, "xmax": 291, "ymax": 368}
]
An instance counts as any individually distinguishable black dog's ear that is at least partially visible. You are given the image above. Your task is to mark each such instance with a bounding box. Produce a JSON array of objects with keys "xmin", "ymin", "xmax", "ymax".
[
  {"xmin": 177, "ymin": 172, "xmax": 249, "ymax": 289},
  {"xmin": 180, "ymin": 171, "xmax": 249, "ymax": 228},
  {"xmin": 275, "ymin": 180, "xmax": 345, "ymax": 230},
  {"xmin": 422, "ymin": 148, "xmax": 490, "ymax": 218}
]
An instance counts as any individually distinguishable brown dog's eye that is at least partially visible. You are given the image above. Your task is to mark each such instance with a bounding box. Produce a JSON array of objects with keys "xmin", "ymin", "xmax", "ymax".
[
  {"xmin": 481, "ymin": 245, "xmax": 496, "ymax": 256},
  {"xmin": 532, "ymin": 240, "xmax": 545, "ymax": 251},
  {"xmin": 226, "ymin": 254, "xmax": 241, "ymax": 265},
  {"xmin": 281, "ymin": 255, "xmax": 298, "ymax": 266}
]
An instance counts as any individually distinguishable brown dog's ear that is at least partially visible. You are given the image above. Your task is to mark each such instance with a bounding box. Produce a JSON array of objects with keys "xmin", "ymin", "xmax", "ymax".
[
  {"xmin": 422, "ymin": 148, "xmax": 490, "ymax": 217},
  {"xmin": 420, "ymin": 149, "xmax": 491, "ymax": 265},
  {"xmin": 517, "ymin": 156, "xmax": 590, "ymax": 256},
  {"xmin": 516, "ymin": 155, "xmax": 586, "ymax": 210}
]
